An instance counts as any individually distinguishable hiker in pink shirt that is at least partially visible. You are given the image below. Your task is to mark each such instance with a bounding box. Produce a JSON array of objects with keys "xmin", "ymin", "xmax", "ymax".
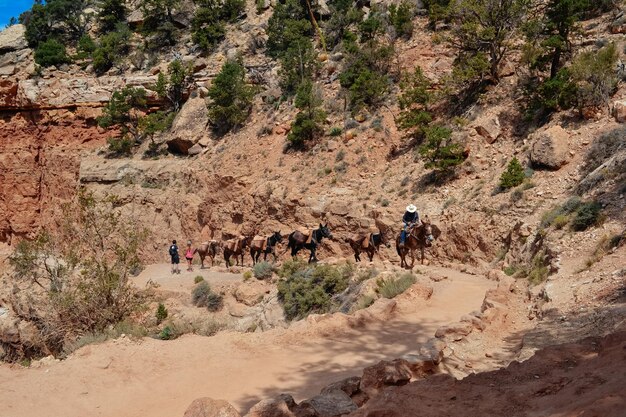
[{"xmin": 185, "ymin": 240, "xmax": 194, "ymax": 272}]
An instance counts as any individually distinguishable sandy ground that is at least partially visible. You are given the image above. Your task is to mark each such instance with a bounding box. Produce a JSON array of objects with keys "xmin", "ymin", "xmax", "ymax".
[{"xmin": 0, "ymin": 265, "xmax": 494, "ymax": 417}]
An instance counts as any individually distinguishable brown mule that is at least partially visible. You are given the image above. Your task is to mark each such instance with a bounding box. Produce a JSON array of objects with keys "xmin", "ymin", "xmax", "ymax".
[
  {"xmin": 194, "ymin": 241, "xmax": 221, "ymax": 268},
  {"xmin": 395, "ymin": 219, "xmax": 441, "ymax": 268},
  {"xmin": 287, "ymin": 224, "xmax": 333, "ymax": 263},
  {"xmin": 346, "ymin": 230, "xmax": 391, "ymax": 262},
  {"xmin": 223, "ymin": 235, "xmax": 254, "ymax": 267}
]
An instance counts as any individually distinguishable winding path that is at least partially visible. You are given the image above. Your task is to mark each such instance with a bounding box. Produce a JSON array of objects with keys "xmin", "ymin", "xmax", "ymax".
[{"xmin": 0, "ymin": 265, "xmax": 494, "ymax": 417}]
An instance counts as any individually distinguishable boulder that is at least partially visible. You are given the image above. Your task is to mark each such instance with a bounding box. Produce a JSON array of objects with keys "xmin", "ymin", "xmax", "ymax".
[
  {"xmin": 188, "ymin": 143, "xmax": 203, "ymax": 156},
  {"xmin": 302, "ymin": 389, "xmax": 357, "ymax": 417},
  {"xmin": 529, "ymin": 125, "xmax": 570, "ymax": 170},
  {"xmin": 434, "ymin": 322, "xmax": 473, "ymax": 341},
  {"xmin": 167, "ymin": 138, "xmax": 195, "ymax": 155},
  {"xmin": 612, "ymin": 100, "xmax": 626, "ymax": 123},
  {"xmin": 320, "ymin": 376, "xmax": 361, "ymax": 397},
  {"xmin": 168, "ymin": 97, "xmax": 209, "ymax": 148},
  {"xmin": 0, "ymin": 24, "xmax": 27, "ymax": 52},
  {"xmin": 233, "ymin": 282, "xmax": 266, "ymax": 307},
  {"xmin": 183, "ymin": 398, "xmax": 241, "ymax": 417},
  {"xmin": 474, "ymin": 114, "xmax": 501, "ymax": 144},
  {"xmin": 359, "ymin": 359, "xmax": 412, "ymax": 398},
  {"xmin": 245, "ymin": 397, "xmax": 295, "ymax": 417}
]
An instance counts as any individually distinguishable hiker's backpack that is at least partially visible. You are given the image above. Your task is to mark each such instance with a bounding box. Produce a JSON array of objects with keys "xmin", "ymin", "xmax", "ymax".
[{"xmin": 169, "ymin": 245, "xmax": 177, "ymax": 256}]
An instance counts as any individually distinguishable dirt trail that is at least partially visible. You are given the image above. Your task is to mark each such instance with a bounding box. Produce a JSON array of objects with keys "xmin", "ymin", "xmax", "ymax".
[{"xmin": 0, "ymin": 266, "xmax": 495, "ymax": 417}]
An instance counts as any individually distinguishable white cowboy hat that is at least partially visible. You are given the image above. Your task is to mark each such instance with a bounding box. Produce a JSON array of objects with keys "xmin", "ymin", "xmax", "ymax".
[{"xmin": 406, "ymin": 204, "xmax": 417, "ymax": 213}]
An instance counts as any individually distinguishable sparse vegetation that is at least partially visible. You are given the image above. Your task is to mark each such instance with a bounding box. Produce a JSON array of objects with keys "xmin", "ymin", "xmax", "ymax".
[
  {"xmin": 97, "ymin": 86, "xmax": 148, "ymax": 156},
  {"xmin": 277, "ymin": 261, "xmax": 354, "ymax": 321},
  {"xmin": 7, "ymin": 191, "xmax": 149, "ymax": 361},
  {"xmin": 155, "ymin": 303, "xmax": 168, "ymax": 324},
  {"xmin": 191, "ymin": 281, "xmax": 224, "ymax": 311},
  {"xmin": 571, "ymin": 201, "xmax": 602, "ymax": 231},
  {"xmin": 194, "ymin": 275, "xmax": 205, "ymax": 284},
  {"xmin": 253, "ymin": 261, "xmax": 274, "ymax": 280},
  {"xmin": 243, "ymin": 270, "xmax": 253, "ymax": 281},
  {"xmin": 376, "ymin": 273, "xmax": 416, "ymax": 299}
]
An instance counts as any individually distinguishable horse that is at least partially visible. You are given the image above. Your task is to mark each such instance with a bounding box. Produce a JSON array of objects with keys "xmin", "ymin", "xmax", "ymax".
[
  {"xmin": 223, "ymin": 235, "xmax": 254, "ymax": 267},
  {"xmin": 250, "ymin": 231, "xmax": 283, "ymax": 265},
  {"xmin": 287, "ymin": 223, "xmax": 333, "ymax": 263},
  {"xmin": 395, "ymin": 219, "xmax": 441, "ymax": 268},
  {"xmin": 345, "ymin": 230, "xmax": 391, "ymax": 262},
  {"xmin": 194, "ymin": 240, "xmax": 221, "ymax": 268}
]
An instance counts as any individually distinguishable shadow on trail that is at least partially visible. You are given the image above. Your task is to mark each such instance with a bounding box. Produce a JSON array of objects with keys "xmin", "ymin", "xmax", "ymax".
[{"xmin": 234, "ymin": 315, "xmax": 442, "ymax": 413}]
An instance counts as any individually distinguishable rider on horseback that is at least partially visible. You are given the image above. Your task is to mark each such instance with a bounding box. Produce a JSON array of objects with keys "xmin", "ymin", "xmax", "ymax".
[{"xmin": 400, "ymin": 204, "xmax": 421, "ymax": 248}]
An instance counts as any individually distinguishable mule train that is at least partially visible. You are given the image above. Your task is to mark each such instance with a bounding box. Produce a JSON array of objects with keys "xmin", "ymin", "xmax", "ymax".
[{"xmin": 190, "ymin": 220, "xmax": 440, "ymax": 268}]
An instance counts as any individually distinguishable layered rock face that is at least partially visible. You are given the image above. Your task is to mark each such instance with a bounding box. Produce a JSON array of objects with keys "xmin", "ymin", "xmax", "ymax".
[{"xmin": 0, "ymin": 108, "xmax": 109, "ymax": 243}]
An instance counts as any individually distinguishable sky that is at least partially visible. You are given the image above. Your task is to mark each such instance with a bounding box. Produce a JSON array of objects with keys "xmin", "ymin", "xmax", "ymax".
[{"xmin": 0, "ymin": 0, "xmax": 34, "ymax": 28}]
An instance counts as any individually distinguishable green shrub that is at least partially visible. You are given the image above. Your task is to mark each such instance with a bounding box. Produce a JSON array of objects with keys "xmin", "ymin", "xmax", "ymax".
[
  {"xmin": 107, "ymin": 137, "xmax": 134, "ymax": 156},
  {"xmin": 354, "ymin": 295, "xmax": 376, "ymax": 311},
  {"xmin": 389, "ymin": 1, "xmax": 414, "ymax": 39},
  {"xmin": 329, "ymin": 127, "xmax": 342, "ymax": 136},
  {"xmin": 278, "ymin": 258, "xmax": 308, "ymax": 278},
  {"xmin": 34, "ymin": 39, "xmax": 71, "ymax": 67},
  {"xmin": 139, "ymin": 111, "xmax": 176, "ymax": 140},
  {"xmin": 153, "ymin": 59, "xmax": 193, "ymax": 111},
  {"xmin": 570, "ymin": 43, "xmax": 619, "ymax": 112},
  {"xmin": 253, "ymin": 261, "xmax": 274, "ymax": 280},
  {"xmin": 277, "ymin": 262, "xmax": 354, "ymax": 321},
  {"xmin": 418, "ymin": 125, "xmax": 464, "ymax": 171},
  {"xmin": 339, "ymin": 38, "xmax": 393, "ymax": 110},
  {"xmin": 503, "ymin": 265, "xmax": 517, "ymax": 276},
  {"xmin": 287, "ymin": 80, "xmax": 326, "ymax": 148},
  {"xmin": 527, "ymin": 252, "xmax": 549, "ymax": 285},
  {"xmin": 531, "ymin": 68, "xmax": 578, "ymax": 114},
  {"xmin": 194, "ymin": 275, "xmax": 205, "ymax": 284},
  {"xmin": 140, "ymin": 0, "xmax": 180, "ymax": 48},
  {"xmin": 541, "ymin": 196, "xmax": 582, "ymax": 228},
  {"xmin": 552, "ymin": 214, "xmax": 569, "ymax": 229},
  {"xmin": 191, "ymin": 0, "xmax": 245, "ymax": 52},
  {"xmin": 76, "ymin": 34, "xmax": 96, "ymax": 59},
  {"xmin": 376, "ymin": 273, "xmax": 416, "ymax": 298},
  {"xmin": 266, "ymin": 0, "xmax": 312, "ymax": 57},
  {"xmin": 358, "ymin": 8, "xmax": 384, "ymax": 41},
  {"xmin": 205, "ymin": 292, "xmax": 224, "ymax": 312},
  {"xmin": 207, "ymin": 59, "xmax": 257, "ymax": 135},
  {"xmin": 98, "ymin": 86, "xmax": 147, "ymax": 155},
  {"xmin": 98, "ymin": 0, "xmax": 127, "ymax": 32},
  {"xmin": 243, "ymin": 270, "xmax": 252, "ymax": 281},
  {"xmin": 500, "ymin": 157, "xmax": 525, "ymax": 189},
  {"xmin": 92, "ymin": 24, "xmax": 131, "ymax": 75},
  {"xmin": 155, "ymin": 303, "xmax": 168, "ymax": 324},
  {"xmin": 191, "ymin": 281, "xmax": 224, "ymax": 311},
  {"xmin": 571, "ymin": 201, "xmax": 602, "ymax": 231},
  {"xmin": 159, "ymin": 326, "xmax": 174, "ymax": 340}
]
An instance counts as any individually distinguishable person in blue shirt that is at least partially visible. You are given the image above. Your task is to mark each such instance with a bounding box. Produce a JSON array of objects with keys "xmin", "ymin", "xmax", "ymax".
[{"xmin": 400, "ymin": 204, "xmax": 421, "ymax": 247}]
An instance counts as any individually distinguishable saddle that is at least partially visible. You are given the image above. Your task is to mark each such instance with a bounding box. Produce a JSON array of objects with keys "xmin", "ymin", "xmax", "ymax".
[
  {"xmin": 297, "ymin": 227, "xmax": 315, "ymax": 244},
  {"xmin": 251, "ymin": 235, "xmax": 268, "ymax": 250},
  {"xmin": 225, "ymin": 237, "xmax": 244, "ymax": 252},
  {"xmin": 350, "ymin": 233, "xmax": 372, "ymax": 248}
]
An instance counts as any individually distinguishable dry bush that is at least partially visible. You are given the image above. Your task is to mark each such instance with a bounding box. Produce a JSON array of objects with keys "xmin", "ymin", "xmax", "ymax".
[{"xmin": 4, "ymin": 190, "xmax": 150, "ymax": 361}]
